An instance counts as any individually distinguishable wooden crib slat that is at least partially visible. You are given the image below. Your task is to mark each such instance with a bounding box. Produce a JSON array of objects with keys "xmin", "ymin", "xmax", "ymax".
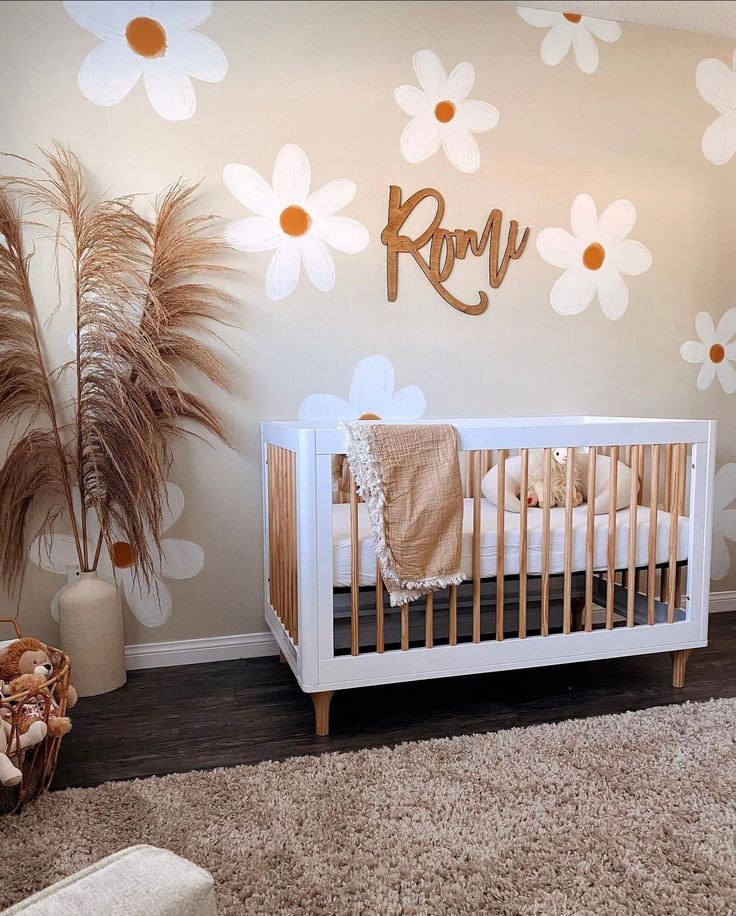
[
  {"xmin": 660, "ymin": 444, "xmax": 673, "ymax": 601},
  {"xmin": 563, "ymin": 447, "xmax": 575, "ymax": 635},
  {"xmin": 606, "ymin": 446, "xmax": 619, "ymax": 630},
  {"xmin": 349, "ymin": 471, "xmax": 360, "ymax": 656},
  {"xmin": 449, "ymin": 585, "xmax": 458, "ymax": 646},
  {"xmin": 465, "ymin": 451, "xmax": 474, "ymax": 499},
  {"xmin": 518, "ymin": 448, "xmax": 529, "ymax": 639},
  {"xmin": 376, "ymin": 559, "xmax": 384, "ymax": 654},
  {"xmin": 275, "ymin": 446, "xmax": 285, "ymax": 635},
  {"xmin": 482, "ymin": 449, "xmax": 492, "ymax": 476},
  {"xmin": 667, "ymin": 444, "xmax": 683, "ymax": 622},
  {"xmin": 627, "ymin": 445, "xmax": 639, "ymax": 628},
  {"xmin": 401, "ymin": 604, "xmax": 409, "ymax": 651},
  {"xmin": 675, "ymin": 445, "xmax": 687, "ymax": 608},
  {"xmin": 472, "ymin": 450, "xmax": 482, "ymax": 643},
  {"xmin": 496, "ymin": 449, "xmax": 506, "ymax": 641},
  {"xmin": 288, "ymin": 450, "xmax": 298, "ymax": 644},
  {"xmin": 585, "ymin": 448, "xmax": 596, "ymax": 632},
  {"xmin": 425, "ymin": 592, "xmax": 434, "ymax": 648},
  {"xmin": 647, "ymin": 444, "xmax": 660, "ymax": 626},
  {"xmin": 541, "ymin": 448, "xmax": 551, "ymax": 637}
]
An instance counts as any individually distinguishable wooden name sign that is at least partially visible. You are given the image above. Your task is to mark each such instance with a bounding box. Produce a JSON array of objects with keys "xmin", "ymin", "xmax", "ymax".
[{"xmin": 380, "ymin": 186, "xmax": 530, "ymax": 315}]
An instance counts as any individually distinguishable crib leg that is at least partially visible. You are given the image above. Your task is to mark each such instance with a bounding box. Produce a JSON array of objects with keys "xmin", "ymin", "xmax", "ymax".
[
  {"xmin": 311, "ymin": 691, "xmax": 335, "ymax": 737},
  {"xmin": 671, "ymin": 649, "xmax": 692, "ymax": 688}
]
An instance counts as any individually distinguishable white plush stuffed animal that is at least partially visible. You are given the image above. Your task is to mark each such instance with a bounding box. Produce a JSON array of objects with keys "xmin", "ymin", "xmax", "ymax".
[{"xmin": 527, "ymin": 448, "xmax": 584, "ymax": 508}]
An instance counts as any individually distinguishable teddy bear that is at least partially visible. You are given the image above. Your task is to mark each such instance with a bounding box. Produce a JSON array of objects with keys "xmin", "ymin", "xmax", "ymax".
[
  {"xmin": 7, "ymin": 674, "xmax": 71, "ymax": 738},
  {"xmin": 0, "ymin": 705, "xmax": 47, "ymax": 787},
  {"xmin": 0, "ymin": 637, "xmax": 78, "ymax": 710},
  {"xmin": 527, "ymin": 447, "xmax": 584, "ymax": 509}
]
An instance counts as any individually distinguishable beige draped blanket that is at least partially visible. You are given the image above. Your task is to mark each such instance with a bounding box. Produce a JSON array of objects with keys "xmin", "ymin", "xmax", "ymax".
[{"xmin": 344, "ymin": 422, "xmax": 465, "ymax": 607}]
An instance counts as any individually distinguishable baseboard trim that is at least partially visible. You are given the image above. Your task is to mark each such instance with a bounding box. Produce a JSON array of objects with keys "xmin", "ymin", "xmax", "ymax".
[{"xmin": 125, "ymin": 590, "xmax": 736, "ymax": 671}]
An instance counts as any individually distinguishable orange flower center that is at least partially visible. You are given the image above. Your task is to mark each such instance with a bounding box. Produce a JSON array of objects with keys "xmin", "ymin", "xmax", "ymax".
[
  {"xmin": 563, "ymin": 12, "xmax": 582, "ymax": 23},
  {"xmin": 110, "ymin": 541, "xmax": 135, "ymax": 569},
  {"xmin": 709, "ymin": 343, "xmax": 725, "ymax": 364},
  {"xmin": 125, "ymin": 17, "xmax": 167, "ymax": 58},
  {"xmin": 582, "ymin": 242, "xmax": 606, "ymax": 270},
  {"xmin": 279, "ymin": 205, "xmax": 311, "ymax": 237},
  {"xmin": 358, "ymin": 413, "xmax": 381, "ymax": 420},
  {"xmin": 434, "ymin": 100, "xmax": 456, "ymax": 123}
]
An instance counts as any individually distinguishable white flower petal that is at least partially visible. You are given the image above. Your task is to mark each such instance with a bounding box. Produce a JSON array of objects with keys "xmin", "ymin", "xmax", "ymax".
[
  {"xmin": 159, "ymin": 482, "xmax": 184, "ymax": 532},
  {"xmin": 540, "ymin": 23, "xmax": 573, "ymax": 67},
  {"xmin": 349, "ymin": 355, "xmax": 396, "ymax": 415},
  {"xmin": 265, "ymin": 239, "xmax": 301, "ymax": 300},
  {"xmin": 695, "ymin": 311, "xmax": 717, "ymax": 347},
  {"xmin": 584, "ymin": 17, "xmax": 622, "ymax": 43},
  {"xmin": 223, "ymin": 164, "xmax": 277, "ymax": 219},
  {"xmin": 413, "ymin": 49, "xmax": 446, "ymax": 99},
  {"xmin": 727, "ymin": 341, "xmax": 736, "ymax": 361},
  {"xmin": 63, "ymin": 1, "xmax": 141, "ymax": 39},
  {"xmin": 570, "ymin": 194, "xmax": 598, "ymax": 240},
  {"xmin": 536, "ymin": 227, "xmax": 580, "ymax": 269},
  {"xmin": 158, "ymin": 539, "xmax": 204, "ymax": 579},
  {"xmin": 696, "ymin": 58, "xmax": 736, "ymax": 115},
  {"xmin": 29, "ymin": 534, "xmax": 80, "ymax": 574},
  {"xmin": 458, "ymin": 100, "xmax": 499, "ymax": 133},
  {"xmin": 307, "ymin": 179, "xmax": 356, "ymax": 219},
  {"xmin": 387, "ymin": 386, "xmax": 427, "ymax": 419},
  {"xmin": 400, "ymin": 115, "xmax": 442, "ymax": 164},
  {"xmin": 572, "ymin": 27, "xmax": 600, "ymax": 74},
  {"xmin": 516, "ymin": 7, "xmax": 562, "ymax": 28},
  {"xmin": 597, "ymin": 199, "xmax": 636, "ymax": 244},
  {"xmin": 718, "ymin": 506, "xmax": 736, "ymax": 540},
  {"xmin": 716, "ymin": 308, "xmax": 736, "ymax": 344},
  {"xmin": 442, "ymin": 124, "xmax": 480, "ymax": 173},
  {"xmin": 446, "ymin": 61, "xmax": 475, "ymax": 103},
  {"xmin": 165, "ymin": 31, "xmax": 227, "ymax": 82},
  {"xmin": 680, "ymin": 340, "xmax": 707, "ymax": 364},
  {"xmin": 312, "ymin": 216, "xmax": 369, "ymax": 254},
  {"xmin": 152, "ymin": 0, "xmax": 212, "ymax": 31},
  {"xmin": 77, "ymin": 41, "xmax": 143, "ymax": 106},
  {"xmin": 300, "ymin": 236, "xmax": 335, "ymax": 292},
  {"xmin": 394, "ymin": 85, "xmax": 428, "ymax": 117},
  {"xmin": 273, "ymin": 144, "xmax": 311, "ymax": 208},
  {"xmin": 225, "ymin": 217, "xmax": 280, "ymax": 252},
  {"xmin": 612, "ymin": 239, "xmax": 652, "ymax": 276},
  {"xmin": 715, "ymin": 464, "xmax": 736, "ymax": 511},
  {"xmin": 701, "ymin": 112, "xmax": 736, "ymax": 165},
  {"xmin": 711, "ymin": 535, "xmax": 731, "ymax": 579},
  {"xmin": 550, "ymin": 267, "xmax": 598, "ymax": 316},
  {"xmin": 596, "ymin": 268, "xmax": 629, "ymax": 320},
  {"xmin": 716, "ymin": 360, "xmax": 736, "ymax": 393},
  {"xmin": 697, "ymin": 360, "xmax": 717, "ymax": 390},
  {"xmin": 143, "ymin": 61, "xmax": 195, "ymax": 120},
  {"xmin": 123, "ymin": 572, "xmax": 172, "ymax": 627},
  {"xmin": 298, "ymin": 393, "xmax": 357, "ymax": 422}
]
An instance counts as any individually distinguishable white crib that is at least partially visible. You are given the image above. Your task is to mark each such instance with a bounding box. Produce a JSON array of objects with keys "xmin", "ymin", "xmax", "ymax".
[{"xmin": 261, "ymin": 416, "xmax": 716, "ymax": 735}]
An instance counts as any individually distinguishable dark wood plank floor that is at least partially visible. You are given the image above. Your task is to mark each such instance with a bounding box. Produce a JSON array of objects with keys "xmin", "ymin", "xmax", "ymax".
[{"xmin": 54, "ymin": 613, "xmax": 736, "ymax": 790}]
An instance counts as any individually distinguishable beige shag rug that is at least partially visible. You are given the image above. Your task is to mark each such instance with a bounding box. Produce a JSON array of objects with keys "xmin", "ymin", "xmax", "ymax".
[{"xmin": 1, "ymin": 699, "xmax": 735, "ymax": 915}]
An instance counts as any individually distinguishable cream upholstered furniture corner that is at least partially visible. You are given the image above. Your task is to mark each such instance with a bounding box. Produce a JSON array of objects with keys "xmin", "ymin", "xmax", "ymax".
[{"xmin": 3, "ymin": 845, "xmax": 217, "ymax": 916}]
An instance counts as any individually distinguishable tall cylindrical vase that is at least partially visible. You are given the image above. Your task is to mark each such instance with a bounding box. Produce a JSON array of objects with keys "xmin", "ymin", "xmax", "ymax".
[{"xmin": 59, "ymin": 571, "xmax": 127, "ymax": 697}]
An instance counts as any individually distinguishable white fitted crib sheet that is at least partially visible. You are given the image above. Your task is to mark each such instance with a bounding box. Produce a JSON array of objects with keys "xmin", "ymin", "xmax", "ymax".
[{"xmin": 332, "ymin": 499, "xmax": 689, "ymax": 588}]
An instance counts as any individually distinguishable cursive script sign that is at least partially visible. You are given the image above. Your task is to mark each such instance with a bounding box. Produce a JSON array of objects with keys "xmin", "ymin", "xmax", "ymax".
[{"xmin": 380, "ymin": 186, "xmax": 530, "ymax": 315}]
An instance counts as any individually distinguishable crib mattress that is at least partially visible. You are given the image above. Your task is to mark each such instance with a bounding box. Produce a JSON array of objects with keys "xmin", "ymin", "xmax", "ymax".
[{"xmin": 332, "ymin": 499, "xmax": 689, "ymax": 588}]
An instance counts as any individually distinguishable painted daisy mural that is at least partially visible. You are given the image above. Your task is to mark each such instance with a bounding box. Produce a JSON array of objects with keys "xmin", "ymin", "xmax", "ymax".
[
  {"xmin": 298, "ymin": 355, "xmax": 426, "ymax": 422},
  {"xmin": 536, "ymin": 194, "xmax": 652, "ymax": 320},
  {"xmin": 30, "ymin": 483, "xmax": 203, "ymax": 627},
  {"xmin": 63, "ymin": 1, "xmax": 227, "ymax": 121},
  {"xmin": 224, "ymin": 144, "xmax": 369, "ymax": 301},
  {"xmin": 394, "ymin": 50, "xmax": 499, "ymax": 174},
  {"xmin": 516, "ymin": 7, "xmax": 621, "ymax": 74},
  {"xmin": 696, "ymin": 53, "xmax": 736, "ymax": 165},
  {"xmin": 712, "ymin": 464, "xmax": 736, "ymax": 579},
  {"xmin": 680, "ymin": 309, "xmax": 736, "ymax": 393}
]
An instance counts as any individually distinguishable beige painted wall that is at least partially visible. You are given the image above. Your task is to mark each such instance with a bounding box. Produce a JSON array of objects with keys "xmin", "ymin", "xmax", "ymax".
[{"xmin": 1, "ymin": 0, "xmax": 735, "ymax": 647}]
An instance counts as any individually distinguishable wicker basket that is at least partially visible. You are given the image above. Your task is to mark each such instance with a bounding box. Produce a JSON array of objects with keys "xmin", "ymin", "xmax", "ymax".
[{"xmin": 0, "ymin": 618, "xmax": 72, "ymax": 814}]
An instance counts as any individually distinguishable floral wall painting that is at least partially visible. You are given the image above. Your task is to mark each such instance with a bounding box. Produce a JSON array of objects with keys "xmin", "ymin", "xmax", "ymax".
[
  {"xmin": 680, "ymin": 309, "xmax": 736, "ymax": 393},
  {"xmin": 696, "ymin": 54, "xmax": 736, "ymax": 165},
  {"xmin": 224, "ymin": 144, "xmax": 369, "ymax": 301},
  {"xmin": 298, "ymin": 355, "xmax": 427, "ymax": 422},
  {"xmin": 712, "ymin": 464, "xmax": 736, "ymax": 579},
  {"xmin": 536, "ymin": 194, "xmax": 652, "ymax": 320},
  {"xmin": 516, "ymin": 7, "xmax": 621, "ymax": 74},
  {"xmin": 394, "ymin": 50, "xmax": 499, "ymax": 174},
  {"xmin": 30, "ymin": 483, "xmax": 204, "ymax": 627},
  {"xmin": 63, "ymin": 1, "xmax": 227, "ymax": 121}
]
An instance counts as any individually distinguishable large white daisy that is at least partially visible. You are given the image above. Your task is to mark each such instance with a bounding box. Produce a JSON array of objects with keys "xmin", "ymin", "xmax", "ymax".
[
  {"xmin": 394, "ymin": 49, "xmax": 499, "ymax": 174},
  {"xmin": 224, "ymin": 144, "xmax": 369, "ymax": 301},
  {"xmin": 298, "ymin": 354, "xmax": 426, "ymax": 422},
  {"xmin": 63, "ymin": 1, "xmax": 227, "ymax": 121},
  {"xmin": 30, "ymin": 483, "xmax": 203, "ymax": 627},
  {"xmin": 696, "ymin": 53, "xmax": 736, "ymax": 165},
  {"xmin": 712, "ymin": 464, "xmax": 736, "ymax": 579},
  {"xmin": 680, "ymin": 309, "xmax": 736, "ymax": 393},
  {"xmin": 516, "ymin": 7, "xmax": 621, "ymax": 75},
  {"xmin": 536, "ymin": 194, "xmax": 652, "ymax": 320}
]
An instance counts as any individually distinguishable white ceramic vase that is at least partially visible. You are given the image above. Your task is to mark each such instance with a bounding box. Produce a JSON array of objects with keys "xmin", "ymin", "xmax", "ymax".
[{"xmin": 59, "ymin": 572, "xmax": 127, "ymax": 697}]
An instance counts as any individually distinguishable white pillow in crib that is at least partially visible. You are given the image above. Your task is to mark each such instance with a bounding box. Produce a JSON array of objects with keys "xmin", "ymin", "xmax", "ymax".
[{"xmin": 481, "ymin": 454, "xmax": 634, "ymax": 514}]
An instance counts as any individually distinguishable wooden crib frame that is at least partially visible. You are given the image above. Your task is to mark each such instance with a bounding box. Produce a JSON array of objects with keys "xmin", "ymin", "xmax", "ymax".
[{"xmin": 261, "ymin": 417, "xmax": 716, "ymax": 735}]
